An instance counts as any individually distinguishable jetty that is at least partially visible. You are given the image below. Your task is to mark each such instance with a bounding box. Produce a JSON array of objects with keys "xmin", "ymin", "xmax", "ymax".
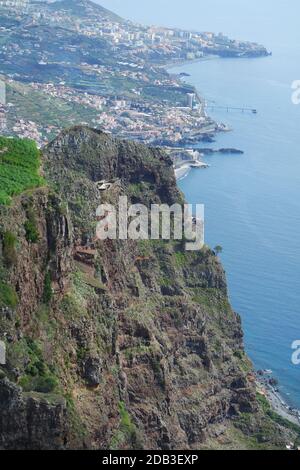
[{"xmin": 206, "ymin": 104, "xmax": 258, "ymax": 114}]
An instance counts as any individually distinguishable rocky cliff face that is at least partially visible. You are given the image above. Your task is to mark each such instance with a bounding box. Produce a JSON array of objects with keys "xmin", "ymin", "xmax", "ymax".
[{"xmin": 0, "ymin": 127, "xmax": 296, "ymax": 449}]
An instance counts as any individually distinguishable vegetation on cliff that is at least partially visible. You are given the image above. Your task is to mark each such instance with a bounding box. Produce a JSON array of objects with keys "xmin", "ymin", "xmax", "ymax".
[
  {"xmin": 0, "ymin": 137, "xmax": 44, "ymax": 205},
  {"xmin": 0, "ymin": 129, "xmax": 299, "ymax": 450}
]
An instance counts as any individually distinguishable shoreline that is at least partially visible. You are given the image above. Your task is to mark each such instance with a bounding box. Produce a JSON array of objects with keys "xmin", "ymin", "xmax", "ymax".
[
  {"xmin": 256, "ymin": 374, "xmax": 300, "ymax": 426},
  {"xmin": 174, "ymin": 164, "xmax": 191, "ymax": 181},
  {"xmin": 166, "ymin": 147, "xmax": 210, "ymax": 180},
  {"xmin": 172, "ymin": 60, "xmax": 300, "ymax": 426},
  {"xmin": 164, "ymin": 54, "xmax": 218, "ymax": 70},
  {"xmin": 174, "ymin": 160, "xmax": 209, "ymax": 180}
]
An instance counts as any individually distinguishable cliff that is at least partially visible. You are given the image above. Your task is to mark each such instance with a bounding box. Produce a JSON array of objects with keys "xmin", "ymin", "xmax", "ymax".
[{"xmin": 0, "ymin": 127, "xmax": 297, "ymax": 449}]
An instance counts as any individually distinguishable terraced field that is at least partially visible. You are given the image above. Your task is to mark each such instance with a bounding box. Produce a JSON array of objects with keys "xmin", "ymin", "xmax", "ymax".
[{"xmin": 0, "ymin": 136, "xmax": 44, "ymax": 205}]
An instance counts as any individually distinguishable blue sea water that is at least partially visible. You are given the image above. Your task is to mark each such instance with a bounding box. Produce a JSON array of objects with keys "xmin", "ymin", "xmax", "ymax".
[
  {"xmin": 101, "ymin": 0, "xmax": 300, "ymax": 408},
  {"xmin": 172, "ymin": 49, "xmax": 300, "ymax": 408}
]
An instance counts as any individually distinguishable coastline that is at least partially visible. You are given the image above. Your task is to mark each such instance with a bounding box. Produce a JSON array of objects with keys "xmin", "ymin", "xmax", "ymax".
[
  {"xmin": 167, "ymin": 147, "xmax": 210, "ymax": 180},
  {"xmin": 172, "ymin": 59, "xmax": 300, "ymax": 427},
  {"xmin": 174, "ymin": 164, "xmax": 191, "ymax": 181},
  {"xmin": 164, "ymin": 54, "xmax": 218, "ymax": 70},
  {"xmin": 256, "ymin": 374, "xmax": 300, "ymax": 426},
  {"xmin": 174, "ymin": 160, "xmax": 209, "ymax": 180}
]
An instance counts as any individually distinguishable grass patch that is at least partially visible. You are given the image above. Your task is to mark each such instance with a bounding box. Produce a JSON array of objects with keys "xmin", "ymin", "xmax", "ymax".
[
  {"xmin": 174, "ymin": 251, "xmax": 186, "ymax": 268},
  {"xmin": 18, "ymin": 338, "xmax": 58, "ymax": 394},
  {"xmin": 110, "ymin": 401, "xmax": 142, "ymax": 450},
  {"xmin": 20, "ymin": 375, "xmax": 58, "ymax": 393},
  {"xmin": 0, "ymin": 282, "xmax": 18, "ymax": 308},
  {"xmin": 0, "ymin": 136, "xmax": 44, "ymax": 205},
  {"xmin": 257, "ymin": 393, "xmax": 300, "ymax": 435},
  {"xmin": 191, "ymin": 287, "xmax": 230, "ymax": 311},
  {"xmin": 159, "ymin": 276, "xmax": 172, "ymax": 287},
  {"xmin": 2, "ymin": 231, "xmax": 17, "ymax": 267},
  {"xmin": 42, "ymin": 272, "xmax": 52, "ymax": 304},
  {"xmin": 24, "ymin": 207, "xmax": 39, "ymax": 243}
]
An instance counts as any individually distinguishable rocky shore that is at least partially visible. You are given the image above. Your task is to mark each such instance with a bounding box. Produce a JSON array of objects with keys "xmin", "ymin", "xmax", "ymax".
[
  {"xmin": 166, "ymin": 147, "xmax": 210, "ymax": 180},
  {"xmin": 197, "ymin": 148, "xmax": 244, "ymax": 155},
  {"xmin": 256, "ymin": 371, "xmax": 300, "ymax": 426}
]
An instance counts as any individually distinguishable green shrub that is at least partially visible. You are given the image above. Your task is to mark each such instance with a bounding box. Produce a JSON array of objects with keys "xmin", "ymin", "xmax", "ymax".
[
  {"xmin": 174, "ymin": 251, "xmax": 186, "ymax": 267},
  {"xmin": 0, "ymin": 191, "xmax": 11, "ymax": 205},
  {"xmin": 110, "ymin": 401, "xmax": 142, "ymax": 450},
  {"xmin": 25, "ymin": 364, "xmax": 39, "ymax": 377},
  {"xmin": 25, "ymin": 358, "xmax": 46, "ymax": 377},
  {"xmin": 34, "ymin": 376, "xmax": 58, "ymax": 393},
  {"xmin": 19, "ymin": 339, "xmax": 58, "ymax": 394},
  {"xmin": 2, "ymin": 231, "xmax": 17, "ymax": 267},
  {"xmin": 19, "ymin": 374, "xmax": 58, "ymax": 393},
  {"xmin": 0, "ymin": 137, "xmax": 44, "ymax": 205},
  {"xmin": 257, "ymin": 393, "xmax": 300, "ymax": 435},
  {"xmin": 24, "ymin": 208, "xmax": 39, "ymax": 243},
  {"xmin": 24, "ymin": 220, "xmax": 39, "ymax": 243},
  {"xmin": 43, "ymin": 272, "xmax": 52, "ymax": 303},
  {"xmin": 0, "ymin": 282, "xmax": 18, "ymax": 308},
  {"xmin": 19, "ymin": 375, "xmax": 32, "ymax": 391},
  {"xmin": 26, "ymin": 337, "xmax": 41, "ymax": 357}
]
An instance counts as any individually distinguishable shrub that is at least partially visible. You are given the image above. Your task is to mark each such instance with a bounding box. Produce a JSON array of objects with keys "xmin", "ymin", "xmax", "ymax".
[
  {"xmin": 24, "ymin": 208, "xmax": 39, "ymax": 243},
  {"xmin": 19, "ymin": 374, "xmax": 58, "ymax": 393},
  {"xmin": 19, "ymin": 339, "xmax": 59, "ymax": 394},
  {"xmin": 0, "ymin": 137, "xmax": 44, "ymax": 206},
  {"xmin": 110, "ymin": 403, "xmax": 143, "ymax": 450},
  {"xmin": 2, "ymin": 231, "xmax": 17, "ymax": 267},
  {"xmin": 34, "ymin": 376, "xmax": 58, "ymax": 393},
  {"xmin": 43, "ymin": 272, "xmax": 52, "ymax": 303},
  {"xmin": 214, "ymin": 245, "xmax": 223, "ymax": 256},
  {"xmin": 0, "ymin": 282, "xmax": 18, "ymax": 308}
]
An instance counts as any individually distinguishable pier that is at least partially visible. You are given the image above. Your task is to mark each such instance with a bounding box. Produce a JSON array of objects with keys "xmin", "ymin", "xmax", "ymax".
[{"xmin": 205, "ymin": 102, "xmax": 258, "ymax": 114}]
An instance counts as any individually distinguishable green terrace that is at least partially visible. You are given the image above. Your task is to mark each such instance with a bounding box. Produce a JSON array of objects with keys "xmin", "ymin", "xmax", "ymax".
[{"xmin": 0, "ymin": 136, "xmax": 44, "ymax": 205}]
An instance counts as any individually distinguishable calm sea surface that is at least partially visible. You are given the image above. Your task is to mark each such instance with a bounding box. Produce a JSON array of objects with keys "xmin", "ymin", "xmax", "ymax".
[{"xmin": 172, "ymin": 48, "xmax": 300, "ymax": 408}]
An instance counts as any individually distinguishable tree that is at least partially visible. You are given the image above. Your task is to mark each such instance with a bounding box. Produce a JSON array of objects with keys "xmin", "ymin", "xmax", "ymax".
[{"xmin": 214, "ymin": 245, "xmax": 223, "ymax": 256}]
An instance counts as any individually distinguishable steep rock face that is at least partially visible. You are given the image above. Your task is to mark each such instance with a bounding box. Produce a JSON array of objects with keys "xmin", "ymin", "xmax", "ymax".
[
  {"xmin": 0, "ymin": 378, "xmax": 69, "ymax": 450},
  {"xmin": 0, "ymin": 128, "xmax": 296, "ymax": 450}
]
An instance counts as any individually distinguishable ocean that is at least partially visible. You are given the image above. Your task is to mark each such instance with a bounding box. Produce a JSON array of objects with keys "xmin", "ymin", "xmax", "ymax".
[
  {"xmin": 171, "ymin": 47, "xmax": 300, "ymax": 408},
  {"xmin": 99, "ymin": 0, "xmax": 300, "ymax": 408}
]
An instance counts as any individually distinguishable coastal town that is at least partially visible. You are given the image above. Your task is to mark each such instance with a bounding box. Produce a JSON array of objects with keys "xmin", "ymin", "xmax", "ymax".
[
  {"xmin": 0, "ymin": 0, "xmax": 300, "ymax": 456},
  {"xmin": 0, "ymin": 0, "xmax": 269, "ymax": 151}
]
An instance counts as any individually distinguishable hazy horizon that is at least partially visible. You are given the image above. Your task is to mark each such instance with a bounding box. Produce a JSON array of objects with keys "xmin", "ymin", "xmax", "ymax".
[{"xmin": 96, "ymin": 0, "xmax": 300, "ymax": 50}]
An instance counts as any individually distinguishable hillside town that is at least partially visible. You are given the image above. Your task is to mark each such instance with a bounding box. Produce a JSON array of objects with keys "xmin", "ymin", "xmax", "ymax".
[{"xmin": 0, "ymin": 0, "xmax": 269, "ymax": 147}]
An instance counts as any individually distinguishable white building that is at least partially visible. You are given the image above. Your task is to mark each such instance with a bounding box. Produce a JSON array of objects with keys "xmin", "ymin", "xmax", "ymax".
[{"xmin": 187, "ymin": 93, "xmax": 195, "ymax": 109}]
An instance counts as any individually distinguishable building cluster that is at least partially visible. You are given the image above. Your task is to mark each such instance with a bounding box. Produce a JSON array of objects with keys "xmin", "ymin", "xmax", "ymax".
[
  {"xmin": 1, "ymin": 73, "xmax": 219, "ymax": 148},
  {"xmin": 30, "ymin": 82, "xmax": 106, "ymax": 111},
  {"xmin": 6, "ymin": 0, "xmax": 267, "ymax": 65},
  {"xmin": 22, "ymin": 78, "xmax": 216, "ymax": 145},
  {"xmin": 0, "ymin": 0, "xmax": 267, "ymax": 147},
  {"xmin": 11, "ymin": 119, "xmax": 43, "ymax": 145}
]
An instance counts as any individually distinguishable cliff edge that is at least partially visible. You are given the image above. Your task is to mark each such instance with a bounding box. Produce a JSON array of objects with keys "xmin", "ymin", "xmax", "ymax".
[{"xmin": 0, "ymin": 127, "xmax": 298, "ymax": 449}]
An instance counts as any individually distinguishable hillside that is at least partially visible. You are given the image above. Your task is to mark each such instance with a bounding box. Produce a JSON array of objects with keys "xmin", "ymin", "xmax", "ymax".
[
  {"xmin": 0, "ymin": 0, "xmax": 269, "ymax": 147},
  {"xmin": 45, "ymin": 0, "xmax": 125, "ymax": 23},
  {"xmin": 0, "ymin": 127, "xmax": 298, "ymax": 449}
]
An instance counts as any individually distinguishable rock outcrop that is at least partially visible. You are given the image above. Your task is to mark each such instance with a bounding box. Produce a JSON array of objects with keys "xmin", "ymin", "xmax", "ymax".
[{"xmin": 0, "ymin": 127, "xmax": 297, "ymax": 449}]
